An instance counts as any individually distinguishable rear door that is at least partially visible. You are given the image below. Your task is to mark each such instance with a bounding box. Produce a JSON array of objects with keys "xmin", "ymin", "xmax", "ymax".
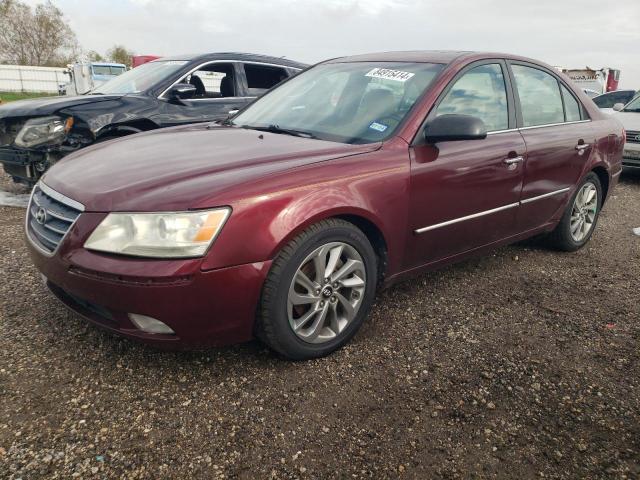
[
  {"xmin": 239, "ymin": 62, "xmax": 292, "ymax": 99},
  {"xmin": 407, "ymin": 60, "xmax": 526, "ymax": 268},
  {"xmin": 508, "ymin": 62, "xmax": 593, "ymax": 231}
]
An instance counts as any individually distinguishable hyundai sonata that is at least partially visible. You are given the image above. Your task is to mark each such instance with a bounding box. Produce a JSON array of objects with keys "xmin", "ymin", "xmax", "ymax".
[{"xmin": 26, "ymin": 51, "xmax": 624, "ymax": 359}]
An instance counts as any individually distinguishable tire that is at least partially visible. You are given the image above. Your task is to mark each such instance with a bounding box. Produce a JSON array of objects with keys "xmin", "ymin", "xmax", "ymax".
[
  {"xmin": 256, "ymin": 219, "xmax": 378, "ymax": 360},
  {"xmin": 545, "ymin": 172, "xmax": 602, "ymax": 251}
]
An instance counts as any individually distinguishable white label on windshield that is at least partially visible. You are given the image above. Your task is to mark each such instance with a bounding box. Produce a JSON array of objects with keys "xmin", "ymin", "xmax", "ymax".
[
  {"xmin": 369, "ymin": 122, "xmax": 388, "ymax": 132},
  {"xmin": 365, "ymin": 68, "xmax": 414, "ymax": 82}
]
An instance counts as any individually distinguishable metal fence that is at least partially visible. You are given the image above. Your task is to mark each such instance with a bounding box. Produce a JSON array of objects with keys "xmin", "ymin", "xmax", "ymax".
[{"xmin": 0, "ymin": 65, "xmax": 67, "ymax": 93}]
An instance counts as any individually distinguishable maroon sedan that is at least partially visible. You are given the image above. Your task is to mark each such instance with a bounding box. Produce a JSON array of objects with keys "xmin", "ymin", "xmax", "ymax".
[{"xmin": 26, "ymin": 51, "xmax": 624, "ymax": 359}]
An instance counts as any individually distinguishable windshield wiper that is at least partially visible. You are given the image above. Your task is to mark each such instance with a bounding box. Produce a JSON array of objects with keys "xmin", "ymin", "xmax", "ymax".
[{"xmin": 241, "ymin": 124, "xmax": 316, "ymax": 139}]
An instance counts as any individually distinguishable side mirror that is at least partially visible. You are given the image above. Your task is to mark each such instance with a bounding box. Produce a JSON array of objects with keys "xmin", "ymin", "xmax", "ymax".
[
  {"xmin": 612, "ymin": 103, "xmax": 625, "ymax": 112},
  {"xmin": 168, "ymin": 83, "xmax": 197, "ymax": 101},
  {"xmin": 424, "ymin": 114, "xmax": 487, "ymax": 143}
]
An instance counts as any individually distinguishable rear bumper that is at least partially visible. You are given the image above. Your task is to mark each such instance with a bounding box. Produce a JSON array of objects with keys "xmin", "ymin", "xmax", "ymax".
[{"xmin": 28, "ymin": 240, "xmax": 271, "ymax": 348}]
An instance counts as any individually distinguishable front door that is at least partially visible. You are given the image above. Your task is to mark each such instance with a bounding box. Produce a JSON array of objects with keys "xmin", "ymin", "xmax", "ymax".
[
  {"xmin": 153, "ymin": 62, "xmax": 249, "ymax": 126},
  {"xmin": 509, "ymin": 63, "xmax": 594, "ymax": 231},
  {"xmin": 407, "ymin": 62, "xmax": 526, "ymax": 268}
]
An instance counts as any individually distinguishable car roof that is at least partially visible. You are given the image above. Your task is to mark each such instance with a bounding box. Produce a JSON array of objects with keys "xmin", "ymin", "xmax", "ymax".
[
  {"xmin": 326, "ymin": 50, "xmax": 472, "ymax": 64},
  {"xmin": 324, "ymin": 50, "xmax": 556, "ymax": 66},
  {"xmin": 155, "ymin": 52, "xmax": 308, "ymax": 69}
]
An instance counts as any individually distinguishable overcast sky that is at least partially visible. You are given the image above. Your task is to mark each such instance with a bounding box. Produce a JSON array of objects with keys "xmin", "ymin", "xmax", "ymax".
[{"xmin": 31, "ymin": 0, "xmax": 640, "ymax": 88}]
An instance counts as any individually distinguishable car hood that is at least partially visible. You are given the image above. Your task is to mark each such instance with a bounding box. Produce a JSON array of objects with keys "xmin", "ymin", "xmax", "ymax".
[
  {"xmin": 43, "ymin": 124, "xmax": 380, "ymax": 212},
  {"xmin": 0, "ymin": 95, "xmax": 122, "ymax": 118},
  {"xmin": 612, "ymin": 111, "xmax": 640, "ymax": 130}
]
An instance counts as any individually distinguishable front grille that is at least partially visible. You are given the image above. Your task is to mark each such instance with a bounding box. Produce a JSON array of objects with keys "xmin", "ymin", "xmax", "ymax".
[
  {"xmin": 26, "ymin": 184, "xmax": 84, "ymax": 254},
  {"xmin": 627, "ymin": 130, "xmax": 640, "ymax": 144}
]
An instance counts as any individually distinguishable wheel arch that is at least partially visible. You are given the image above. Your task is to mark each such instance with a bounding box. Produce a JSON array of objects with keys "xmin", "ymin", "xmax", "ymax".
[
  {"xmin": 268, "ymin": 207, "xmax": 390, "ymax": 282},
  {"xmin": 591, "ymin": 165, "xmax": 610, "ymax": 203},
  {"xmin": 96, "ymin": 118, "xmax": 159, "ymax": 139}
]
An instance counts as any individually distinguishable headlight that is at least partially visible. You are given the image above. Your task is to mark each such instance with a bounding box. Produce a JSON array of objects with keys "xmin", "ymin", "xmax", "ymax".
[
  {"xmin": 84, "ymin": 208, "xmax": 231, "ymax": 258},
  {"xmin": 14, "ymin": 116, "xmax": 73, "ymax": 148}
]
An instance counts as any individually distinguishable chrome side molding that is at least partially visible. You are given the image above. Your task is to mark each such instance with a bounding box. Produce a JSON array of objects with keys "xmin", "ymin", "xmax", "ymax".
[{"xmin": 414, "ymin": 187, "xmax": 571, "ymax": 234}]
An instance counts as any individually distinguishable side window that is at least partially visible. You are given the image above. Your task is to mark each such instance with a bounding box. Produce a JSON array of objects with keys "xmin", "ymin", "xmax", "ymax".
[
  {"xmin": 512, "ymin": 65, "xmax": 564, "ymax": 127},
  {"xmin": 244, "ymin": 64, "xmax": 288, "ymax": 96},
  {"xmin": 560, "ymin": 84, "xmax": 582, "ymax": 122},
  {"xmin": 435, "ymin": 63, "xmax": 508, "ymax": 132},
  {"xmin": 185, "ymin": 63, "xmax": 235, "ymax": 98}
]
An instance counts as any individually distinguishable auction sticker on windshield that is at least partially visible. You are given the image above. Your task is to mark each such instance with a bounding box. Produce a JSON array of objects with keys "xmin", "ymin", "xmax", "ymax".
[{"xmin": 365, "ymin": 68, "xmax": 415, "ymax": 82}]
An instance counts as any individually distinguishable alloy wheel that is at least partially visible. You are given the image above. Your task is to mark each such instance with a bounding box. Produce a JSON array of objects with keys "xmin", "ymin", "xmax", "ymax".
[
  {"xmin": 287, "ymin": 242, "xmax": 366, "ymax": 344},
  {"xmin": 570, "ymin": 182, "xmax": 598, "ymax": 242}
]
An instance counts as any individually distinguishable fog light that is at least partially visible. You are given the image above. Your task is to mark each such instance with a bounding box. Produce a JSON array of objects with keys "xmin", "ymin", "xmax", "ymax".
[{"xmin": 128, "ymin": 313, "xmax": 175, "ymax": 335}]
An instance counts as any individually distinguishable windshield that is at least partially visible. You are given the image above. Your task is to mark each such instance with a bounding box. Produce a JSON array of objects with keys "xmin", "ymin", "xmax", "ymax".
[
  {"xmin": 623, "ymin": 94, "xmax": 640, "ymax": 112},
  {"xmin": 92, "ymin": 65, "xmax": 125, "ymax": 76},
  {"xmin": 93, "ymin": 60, "xmax": 188, "ymax": 94},
  {"xmin": 231, "ymin": 61, "xmax": 444, "ymax": 144}
]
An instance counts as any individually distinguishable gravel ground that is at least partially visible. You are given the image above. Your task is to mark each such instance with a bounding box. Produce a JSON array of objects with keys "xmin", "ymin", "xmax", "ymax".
[{"xmin": 1, "ymin": 169, "xmax": 639, "ymax": 479}]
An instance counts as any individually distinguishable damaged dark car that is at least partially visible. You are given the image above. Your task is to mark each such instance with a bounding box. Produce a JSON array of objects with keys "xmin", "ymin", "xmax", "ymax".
[{"xmin": 0, "ymin": 53, "xmax": 306, "ymax": 185}]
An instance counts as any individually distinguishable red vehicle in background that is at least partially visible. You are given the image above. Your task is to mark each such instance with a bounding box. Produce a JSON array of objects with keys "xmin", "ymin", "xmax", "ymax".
[
  {"xmin": 26, "ymin": 51, "xmax": 624, "ymax": 359},
  {"xmin": 131, "ymin": 55, "xmax": 160, "ymax": 68}
]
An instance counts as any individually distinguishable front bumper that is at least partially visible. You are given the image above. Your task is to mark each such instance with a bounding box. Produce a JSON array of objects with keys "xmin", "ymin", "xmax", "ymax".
[
  {"xmin": 0, "ymin": 146, "xmax": 46, "ymax": 183},
  {"xmin": 622, "ymin": 142, "xmax": 640, "ymax": 169},
  {"xmin": 27, "ymin": 238, "xmax": 272, "ymax": 348}
]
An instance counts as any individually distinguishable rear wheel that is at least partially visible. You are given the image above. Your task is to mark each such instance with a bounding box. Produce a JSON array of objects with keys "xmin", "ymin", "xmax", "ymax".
[
  {"xmin": 546, "ymin": 172, "xmax": 602, "ymax": 251},
  {"xmin": 256, "ymin": 219, "xmax": 377, "ymax": 360}
]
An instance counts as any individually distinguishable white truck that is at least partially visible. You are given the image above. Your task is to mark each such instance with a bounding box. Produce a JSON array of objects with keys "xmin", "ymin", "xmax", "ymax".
[
  {"xmin": 559, "ymin": 67, "xmax": 621, "ymax": 96},
  {"xmin": 58, "ymin": 62, "xmax": 126, "ymax": 95}
]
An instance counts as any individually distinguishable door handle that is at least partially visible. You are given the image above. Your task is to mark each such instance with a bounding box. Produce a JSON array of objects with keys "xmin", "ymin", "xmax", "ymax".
[
  {"xmin": 575, "ymin": 143, "xmax": 590, "ymax": 155},
  {"xmin": 503, "ymin": 156, "xmax": 524, "ymax": 166}
]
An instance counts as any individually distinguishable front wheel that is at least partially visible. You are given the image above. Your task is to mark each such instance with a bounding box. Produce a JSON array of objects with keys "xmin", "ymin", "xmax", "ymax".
[
  {"xmin": 546, "ymin": 172, "xmax": 602, "ymax": 251},
  {"xmin": 256, "ymin": 219, "xmax": 378, "ymax": 360}
]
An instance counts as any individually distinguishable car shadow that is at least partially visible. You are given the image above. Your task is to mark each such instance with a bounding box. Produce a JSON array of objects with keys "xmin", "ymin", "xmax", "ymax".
[{"xmin": 620, "ymin": 168, "xmax": 640, "ymax": 185}]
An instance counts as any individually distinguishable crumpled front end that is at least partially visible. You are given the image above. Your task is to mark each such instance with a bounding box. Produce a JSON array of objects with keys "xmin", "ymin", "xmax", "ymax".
[{"xmin": 0, "ymin": 115, "xmax": 91, "ymax": 185}]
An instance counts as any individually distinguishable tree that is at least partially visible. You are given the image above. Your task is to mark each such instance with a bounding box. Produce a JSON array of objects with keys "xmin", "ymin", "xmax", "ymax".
[
  {"xmin": 106, "ymin": 45, "xmax": 134, "ymax": 68},
  {"xmin": 87, "ymin": 50, "xmax": 104, "ymax": 62},
  {"xmin": 0, "ymin": 0, "xmax": 78, "ymax": 67}
]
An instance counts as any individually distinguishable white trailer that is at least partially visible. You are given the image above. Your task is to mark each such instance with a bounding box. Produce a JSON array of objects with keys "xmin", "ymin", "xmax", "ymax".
[{"xmin": 0, "ymin": 65, "xmax": 67, "ymax": 93}]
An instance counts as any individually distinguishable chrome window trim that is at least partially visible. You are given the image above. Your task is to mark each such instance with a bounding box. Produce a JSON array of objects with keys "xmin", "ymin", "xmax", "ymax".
[
  {"xmin": 25, "ymin": 182, "xmax": 85, "ymax": 257},
  {"xmin": 486, "ymin": 119, "xmax": 592, "ymax": 136},
  {"xmin": 182, "ymin": 96, "xmax": 249, "ymax": 102},
  {"xmin": 486, "ymin": 128, "xmax": 519, "ymax": 135},
  {"xmin": 414, "ymin": 188, "xmax": 571, "ymax": 234},
  {"xmin": 519, "ymin": 119, "xmax": 591, "ymax": 131},
  {"xmin": 158, "ymin": 60, "xmax": 300, "ymax": 100}
]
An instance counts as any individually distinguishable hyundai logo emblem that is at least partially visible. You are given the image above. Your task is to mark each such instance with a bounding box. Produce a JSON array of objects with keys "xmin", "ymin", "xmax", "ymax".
[{"xmin": 35, "ymin": 207, "xmax": 47, "ymax": 225}]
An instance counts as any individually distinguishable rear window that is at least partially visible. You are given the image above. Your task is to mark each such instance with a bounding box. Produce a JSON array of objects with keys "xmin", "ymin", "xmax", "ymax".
[
  {"xmin": 593, "ymin": 91, "xmax": 635, "ymax": 108},
  {"xmin": 512, "ymin": 65, "xmax": 565, "ymax": 127},
  {"xmin": 561, "ymin": 84, "xmax": 582, "ymax": 122},
  {"xmin": 244, "ymin": 64, "xmax": 289, "ymax": 95}
]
